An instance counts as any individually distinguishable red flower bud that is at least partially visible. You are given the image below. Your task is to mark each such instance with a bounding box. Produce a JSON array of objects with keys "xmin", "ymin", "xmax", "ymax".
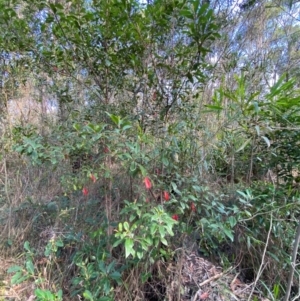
[
  {"xmin": 163, "ymin": 191, "xmax": 170, "ymax": 201},
  {"xmin": 172, "ymin": 214, "xmax": 179, "ymax": 221},
  {"xmin": 82, "ymin": 187, "xmax": 88, "ymax": 196},
  {"xmin": 143, "ymin": 177, "xmax": 152, "ymax": 190},
  {"xmin": 90, "ymin": 173, "xmax": 96, "ymax": 183},
  {"xmin": 190, "ymin": 202, "xmax": 196, "ymax": 212}
]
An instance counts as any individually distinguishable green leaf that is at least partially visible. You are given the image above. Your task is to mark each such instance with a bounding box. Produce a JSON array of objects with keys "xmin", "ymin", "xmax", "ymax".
[
  {"xmin": 140, "ymin": 240, "xmax": 148, "ymax": 251},
  {"xmin": 35, "ymin": 288, "xmax": 47, "ymax": 299},
  {"xmin": 136, "ymin": 251, "xmax": 143, "ymax": 259},
  {"xmin": 160, "ymin": 237, "xmax": 168, "ymax": 246},
  {"xmin": 180, "ymin": 9, "xmax": 193, "ymax": 19},
  {"xmin": 267, "ymin": 251, "xmax": 280, "ymax": 262},
  {"xmin": 11, "ymin": 271, "xmax": 26, "ymax": 285},
  {"xmin": 165, "ymin": 223, "xmax": 174, "ymax": 236},
  {"xmin": 242, "ymin": 209, "xmax": 252, "ymax": 217},
  {"xmin": 73, "ymin": 123, "xmax": 81, "ymax": 131},
  {"xmin": 269, "ymin": 73, "xmax": 289, "ymax": 97},
  {"xmin": 24, "ymin": 241, "xmax": 31, "ymax": 252},
  {"xmin": 130, "ymin": 161, "xmax": 137, "ymax": 172},
  {"xmin": 7, "ymin": 265, "xmax": 22, "ymax": 273},
  {"xmin": 118, "ymin": 223, "xmax": 123, "ymax": 232},
  {"xmin": 158, "ymin": 226, "xmax": 165, "ymax": 238},
  {"xmin": 112, "ymin": 239, "xmax": 123, "ymax": 248},
  {"xmin": 171, "ymin": 182, "xmax": 181, "ymax": 195},
  {"xmin": 83, "ymin": 290, "xmax": 94, "ymax": 300},
  {"xmin": 138, "ymin": 164, "xmax": 147, "ymax": 176},
  {"xmin": 261, "ymin": 136, "xmax": 270, "ymax": 148},
  {"xmin": 98, "ymin": 261, "xmax": 106, "ymax": 274},
  {"xmin": 122, "ymin": 124, "xmax": 132, "ymax": 131},
  {"xmin": 125, "ymin": 238, "xmax": 134, "ymax": 258},
  {"xmin": 57, "ymin": 289, "xmax": 63, "ymax": 299},
  {"xmin": 141, "ymin": 272, "xmax": 151, "ymax": 283},
  {"xmin": 204, "ymin": 105, "xmax": 223, "ymax": 111},
  {"xmin": 110, "ymin": 271, "xmax": 121, "ymax": 281},
  {"xmin": 227, "ymin": 216, "xmax": 237, "ymax": 228},
  {"xmin": 145, "ymin": 236, "xmax": 153, "ymax": 245},
  {"xmin": 25, "ymin": 260, "xmax": 34, "ymax": 275},
  {"xmin": 49, "ymin": 3, "xmax": 63, "ymax": 13},
  {"xmin": 10, "ymin": 271, "xmax": 22, "ymax": 285},
  {"xmin": 53, "ymin": 238, "xmax": 63, "ymax": 248},
  {"xmin": 273, "ymin": 283, "xmax": 280, "ymax": 299},
  {"xmin": 162, "ymin": 156, "xmax": 169, "ymax": 166},
  {"xmin": 236, "ymin": 138, "xmax": 252, "ymax": 153},
  {"xmin": 123, "ymin": 222, "xmax": 129, "ymax": 231},
  {"xmin": 107, "ymin": 260, "xmax": 115, "ymax": 273},
  {"xmin": 223, "ymin": 227, "xmax": 234, "ymax": 241},
  {"xmin": 106, "ymin": 112, "xmax": 120, "ymax": 127}
]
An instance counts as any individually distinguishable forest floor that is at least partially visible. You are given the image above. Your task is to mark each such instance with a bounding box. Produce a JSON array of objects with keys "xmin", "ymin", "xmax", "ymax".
[{"xmin": 0, "ymin": 251, "xmax": 264, "ymax": 301}]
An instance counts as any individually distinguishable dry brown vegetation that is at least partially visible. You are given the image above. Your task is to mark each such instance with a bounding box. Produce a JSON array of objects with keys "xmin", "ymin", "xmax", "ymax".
[{"xmin": 1, "ymin": 0, "xmax": 300, "ymax": 300}]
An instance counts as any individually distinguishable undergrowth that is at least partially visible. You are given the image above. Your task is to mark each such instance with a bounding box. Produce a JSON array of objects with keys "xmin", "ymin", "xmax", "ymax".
[{"xmin": 1, "ymin": 110, "xmax": 300, "ymax": 300}]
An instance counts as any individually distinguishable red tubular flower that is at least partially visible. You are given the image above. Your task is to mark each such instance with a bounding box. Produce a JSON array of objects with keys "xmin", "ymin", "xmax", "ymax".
[
  {"xmin": 90, "ymin": 173, "xmax": 96, "ymax": 183},
  {"xmin": 190, "ymin": 202, "xmax": 196, "ymax": 212},
  {"xmin": 163, "ymin": 191, "xmax": 170, "ymax": 201},
  {"xmin": 172, "ymin": 214, "xmax": 179, "ymax": 221},
  {"xmin": 143, "ymin": 177, "xmax": 152, "ymax": 190},
  {"xmin": 82, "ymin": 187, "xmax": 88, "ymax": 196}
]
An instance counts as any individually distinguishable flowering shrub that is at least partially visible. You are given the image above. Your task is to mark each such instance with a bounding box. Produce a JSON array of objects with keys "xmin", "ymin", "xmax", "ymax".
[{"xmin": 114, "ymin": 203, "xmax": 177, "ymax": 259}]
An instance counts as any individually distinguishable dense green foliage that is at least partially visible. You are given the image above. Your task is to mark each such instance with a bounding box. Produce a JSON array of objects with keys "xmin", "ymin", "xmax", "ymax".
[{"xmin": 1, "ymin": 0, "xmax": 300, "ymax": 300}]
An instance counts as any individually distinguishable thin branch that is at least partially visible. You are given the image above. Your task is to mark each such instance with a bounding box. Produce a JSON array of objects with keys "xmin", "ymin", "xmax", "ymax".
[
  {"xmin": 291, "ymin": 267, "xmax": 300, "ymax": 301},
  {"xmin": 247, "ymin": 213, "xmax": 273, "ymax": 301},
  {"xmin": 199, "ymin": 269, "xmax": 229, "ymax": 287},
  {"xmin": 284, "ymin": 216, "xmax": 300, "ymax": 301}
]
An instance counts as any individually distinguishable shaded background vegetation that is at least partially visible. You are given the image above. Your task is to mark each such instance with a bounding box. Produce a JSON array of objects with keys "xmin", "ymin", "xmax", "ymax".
[{"xmin": 1, "ymin": 0, "xmax": 300, "ymax": 300}]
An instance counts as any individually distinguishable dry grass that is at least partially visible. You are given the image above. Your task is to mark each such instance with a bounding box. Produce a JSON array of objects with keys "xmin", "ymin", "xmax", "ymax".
[
  {"xmin": 0, "ymin": 111, "xmax": 295, "ymax": 300},
  {"xmin": 0, "ymin": 256, "xmax": 33, "ymax": 301}
]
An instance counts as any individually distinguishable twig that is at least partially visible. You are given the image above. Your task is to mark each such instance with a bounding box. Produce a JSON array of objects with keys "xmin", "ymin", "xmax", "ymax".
[
  {"xmin": 192, "ymin": 289, "xmax": 204, "ymax": 301},
  {"xmin": 199, "ymin": 269, "xmax": 230, "ymax": 287},
  {"xmin": 291, "ymin": 268, "xmax": 300, "ymax": 301},
  {"xmin": 192, "ymin": 267, "xmax": 232, "ymax": 301},
  {"xmin": 177, "ymin": 249, "xmax": 184, "ymax": 301},
  {"xmin": 3, "ymin": 157, "xmax": 12, "ymax": 239},
  {"xmin": 284, "ymin": 216, "xmax": 300, "ymax": 301},
  {"xmin": 241, "ymin": 203, "xmax": 293, "ymax": 222},
  {"xmin": 247, "ymin": 213, "xmax": 273, "ymax": 301}
]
